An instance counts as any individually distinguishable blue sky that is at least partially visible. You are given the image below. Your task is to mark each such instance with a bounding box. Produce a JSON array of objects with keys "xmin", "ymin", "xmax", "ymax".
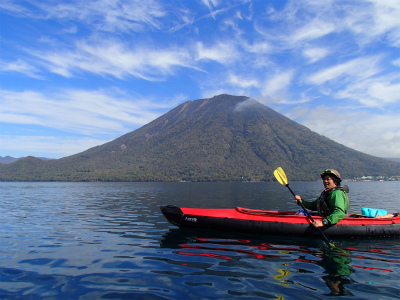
[{"xmin": 1, "ymin": 0, "xmax": 399, "ymax": 159}]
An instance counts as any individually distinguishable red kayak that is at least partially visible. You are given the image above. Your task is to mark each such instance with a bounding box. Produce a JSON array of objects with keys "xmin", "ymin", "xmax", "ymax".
[{"xmin": 160, "ymin": 205, "xmax": 400, "ymax": 238}]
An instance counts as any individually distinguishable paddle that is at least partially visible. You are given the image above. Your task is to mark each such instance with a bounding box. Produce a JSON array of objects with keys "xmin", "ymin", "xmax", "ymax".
[{"xmin": 273, "ymin": 167, "xmax": 335, "ymax": 247}]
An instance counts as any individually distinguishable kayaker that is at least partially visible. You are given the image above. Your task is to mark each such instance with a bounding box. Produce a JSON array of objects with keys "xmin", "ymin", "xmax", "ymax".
[{"xmin": 295, "ymin": 169, "xmax": 349, "ymax": 228}]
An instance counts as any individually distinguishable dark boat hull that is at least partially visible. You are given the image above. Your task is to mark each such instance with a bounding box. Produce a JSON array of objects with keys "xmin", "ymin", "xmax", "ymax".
[{"xmin": 160, "ymin": 205, "xmax": 400, "ymax": 238}]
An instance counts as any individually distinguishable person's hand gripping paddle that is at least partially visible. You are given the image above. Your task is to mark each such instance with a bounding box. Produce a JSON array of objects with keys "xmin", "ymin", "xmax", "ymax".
[{"xmin": 274, "ymin": 167, "xmax": 335, "ymax": 247}]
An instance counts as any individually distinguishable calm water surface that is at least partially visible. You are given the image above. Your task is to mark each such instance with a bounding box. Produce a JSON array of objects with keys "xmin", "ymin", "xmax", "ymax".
[{"xmin": 0, "ymin": 181, "xmax": 399, "ymax": 299}]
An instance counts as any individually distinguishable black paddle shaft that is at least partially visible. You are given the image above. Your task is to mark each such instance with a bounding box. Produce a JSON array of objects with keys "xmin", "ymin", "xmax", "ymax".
[
  {"xmin": 286, "ymin": 184, "xmax": 333, "ymax": 245},
  {"xmin": 285, "ymin": 184, "xmax": 316, "ymax": 222}
]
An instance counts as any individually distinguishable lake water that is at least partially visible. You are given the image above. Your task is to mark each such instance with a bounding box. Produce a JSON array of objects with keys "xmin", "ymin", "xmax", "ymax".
[{"xmin": 1, "ymin": 181, "xmax": 399, "ymax": 299}]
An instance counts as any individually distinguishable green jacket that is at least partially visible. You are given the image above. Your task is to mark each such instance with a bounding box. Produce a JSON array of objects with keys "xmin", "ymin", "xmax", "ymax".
[{"xmin": 302, "ymin": 189, "xmax": 348, "ymax": 225}]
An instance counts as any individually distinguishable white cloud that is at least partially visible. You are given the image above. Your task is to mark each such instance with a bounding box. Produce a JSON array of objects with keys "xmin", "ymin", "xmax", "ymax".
[
  {"xmin": 243, "ymin": 41, "xmax": 270, "ymax": 54},
  {"xmin": 30, "ymin": 38, "xmax": 197, "ymax": 80},
  {"xmin": 234, "ymin": 98, "xmax": 260, "ymax": 112},
  {"xmin": 0, "ymin": 89, "xmax": 165, "ymax": 135},
  {"xmin": 254, "ymin": 2, "xmax": 340, "ymax": 50},
  {"xmin": 0, "ymin": 1, "xmax": 32, "ymax": 17},
  {"xmin": 262, "ymin": 70, "xmax": 294, "ymax": 97},
  {"xmin": 0, "ymin": 135, "xmax": 108, "ymax": 158},
  {"xmin": 367, "ymin": 0, "xmax": 400, "ymax": 46},
  {"xmin": 305, "ymin": 0, "xmax": 400, "ymax": 47},
  {"xmin": 291, "ymin": 105, "xmax": 400, "ymax": 157},
  {"xmin": 228, "ymin": 74, "xmax": 258, "ymax": 88},
  {"xmin": 367, "ymin": 82, "xmax": 400, "ymax": 104},
  {"xmin": 196, "ymin": 41, "xmax": 238, "ymax": 64},
  {"xmin": 1, "ymin": 0, "xmax": 168, "ymax": 33},
  {"xmin": 0, "ymin": 59, "xmax": 42, "ymax": 79},
  {"xmin": 201, "ymin": 0, "xmax": 220, "ymax": 19},
  {"xmin": 393, "ymin": 58, "xmax": 400, "ymax": 67},
  {"xmin": 256, "ymin": 0, "xmax": 400, "ymax": 54},
  {"xmin": 303, "ymin": 47, "xmax": 329, "ymax": 63},
  {"xmin": 336, "ymin": 75, "xmax": 400, "ymax": 108},
  {"xmin": 306, "ymin": 56, "xmax": 382, "ymax": 85},
  {"xmin": 291, "ymin": 19, "xmax": 336, "ymax": 43}
]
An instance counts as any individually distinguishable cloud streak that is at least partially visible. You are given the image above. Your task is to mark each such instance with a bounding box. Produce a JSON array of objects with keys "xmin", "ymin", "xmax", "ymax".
[
  {"xmin": 0, "ymin": 89, "xmax": 163, "ymax": 135},
  {"xmin": 0, "ymin": 135, "xmax": 108, "ymax": 158},
  {"xmin": 306, "ymin": 56, "xmax": 382, "ymax": 86},
  {"xmin": 29, "ymin": 38, "xmax": 197, "ymax": 80},
  {"xmin": 0, "ymin": 0, "xmax": 168, "ymax": 32},
  {"xmin": 0, "ymin": 59, "xmax": 42, "ymax": 79}
]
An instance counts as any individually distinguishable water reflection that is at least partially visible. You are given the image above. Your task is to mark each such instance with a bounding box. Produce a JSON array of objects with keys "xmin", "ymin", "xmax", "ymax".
[
  {"xmin": 161, "ymin": 229, "xmax": 400, "ymax": 297},
  {"xmin": 295, "ymin": 247, "xmax": 355, "ymax": 296}
]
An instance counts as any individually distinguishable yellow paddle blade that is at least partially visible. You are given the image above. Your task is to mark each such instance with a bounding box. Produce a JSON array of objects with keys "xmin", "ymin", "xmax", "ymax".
[{"xmin": 274, "ymin": 167, "xmax": 288, "ymax": 186}]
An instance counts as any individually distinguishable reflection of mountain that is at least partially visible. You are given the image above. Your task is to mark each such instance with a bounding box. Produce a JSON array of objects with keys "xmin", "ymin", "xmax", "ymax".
[{"xmin": 1, "ymin": 94, "xmax": 399, "ymax": 181}]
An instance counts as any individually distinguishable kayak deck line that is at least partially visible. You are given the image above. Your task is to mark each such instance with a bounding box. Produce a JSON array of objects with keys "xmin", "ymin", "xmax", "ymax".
[{"xmin": 236, "ymin": 207, "xmax": 299, "ymax": 215}]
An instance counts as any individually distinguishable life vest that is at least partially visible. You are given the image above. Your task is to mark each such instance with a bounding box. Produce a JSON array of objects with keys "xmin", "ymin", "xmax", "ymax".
[{"xmin": 317, "ymin": 185, "xmax": 349, "ymax": 216}]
